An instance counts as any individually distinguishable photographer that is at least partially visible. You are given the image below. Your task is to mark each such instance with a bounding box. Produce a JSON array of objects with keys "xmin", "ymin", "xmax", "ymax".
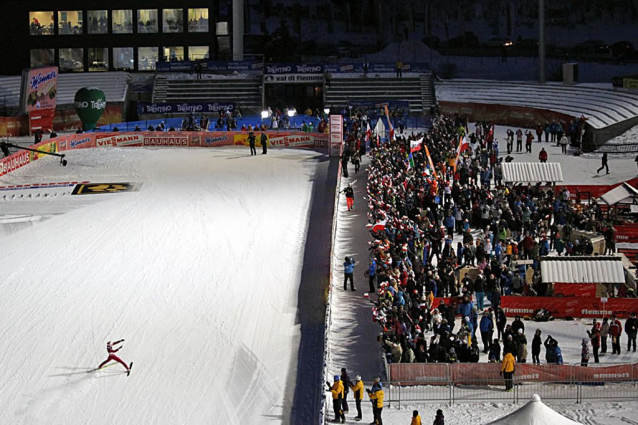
[{"xmin": 343, "ymin": 256, "xmax": 356, "ymax": 291}]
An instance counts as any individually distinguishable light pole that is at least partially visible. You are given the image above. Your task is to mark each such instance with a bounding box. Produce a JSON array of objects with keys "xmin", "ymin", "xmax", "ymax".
[{"xmin": 539, "ymin": 0, "xmax": 546, "ymax": 83}]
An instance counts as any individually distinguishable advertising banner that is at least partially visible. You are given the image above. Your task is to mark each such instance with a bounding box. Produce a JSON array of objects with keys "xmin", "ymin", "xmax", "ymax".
[
  {"xmin": 156, "ymin": 60, "xmax": 262, "ymax": 73},
  {"xmin": 96, "ymin": 133, "xmax": 144, "ymax": 148},
  {"xmin": 22, "ymin": 66, "xmax": 58, "ymax": 113},
  {"xmin": 323, "ymin": 63, "xmax": 429, "ymax": 74},
  {"xmin": 142, "ymin": 134, "xmax": 189, "ymax": 146},
  {"xmin": 137, "ymin": 102, "xmax": 236, "ymax": 115},
  {"xmin": 553, "ymin": 283, "xmax": 597, "ymax": 298},
  {"xmin": 329, "ymin": 115, "xmax": 343, "ymax": 157},
  {"xmin": 574, "ymin": 363, "xmax": 634, "ymax": 382},
  {"xmin": 515, "ymin": 364, "xmax": 573, "ymax": 383},
  {"xmin": 450, "ymin": 363, "xmax": 501, "ymax": 384},
  {"xmin": 389, "ymin": 363, "xmax": 450, "ymax": 385},
  {"xmin": 501, "ymin": 296, "xmax": 638, "ymax": 319},
  {"xmin": 264, "ymin": 63, "xmax": 324, "ymax": 84}
]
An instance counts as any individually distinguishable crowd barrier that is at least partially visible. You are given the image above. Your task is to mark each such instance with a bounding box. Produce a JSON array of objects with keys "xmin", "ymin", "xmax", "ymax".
[
  {"xmin": 0, "ymin": 130, "xmax": 330, "ymax": 178},
  {"xmin": 432, "ymin": 296, "xmax": 638, "ymax": 319},
  {"xmin": 389, "ymin": 362, "xmax": 638, "ymax": 385}
]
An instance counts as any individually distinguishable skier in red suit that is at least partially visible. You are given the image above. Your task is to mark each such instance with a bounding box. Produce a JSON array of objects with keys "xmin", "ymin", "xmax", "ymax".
[{"xmin": 98, "ymin": 339, "xmax": 131, "ymax": 373}]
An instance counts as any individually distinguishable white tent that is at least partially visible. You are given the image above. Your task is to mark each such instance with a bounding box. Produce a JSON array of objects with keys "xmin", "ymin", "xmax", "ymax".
[{"xmin": 485, "ymin": 394, "xmax": 582, "ymax": 425}]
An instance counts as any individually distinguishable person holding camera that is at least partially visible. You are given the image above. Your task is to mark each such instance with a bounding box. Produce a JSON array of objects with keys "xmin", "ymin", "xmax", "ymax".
[
  {"xmin": 326, "ymin": 375, "xmax": 345, "ymax": 423},
  {"xmin": 343, "ymin": 256, "xmax": 356, "ymax": 291}
]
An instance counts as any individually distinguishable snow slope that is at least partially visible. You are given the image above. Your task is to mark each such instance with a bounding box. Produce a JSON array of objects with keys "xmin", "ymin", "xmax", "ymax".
[{"xmin": 0, "ymin": 147, "xmax": 323, "ymax": 425}]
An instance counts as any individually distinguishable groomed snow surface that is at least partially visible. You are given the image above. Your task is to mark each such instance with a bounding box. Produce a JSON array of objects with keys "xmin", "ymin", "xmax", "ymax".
[{"xmin": 0, "ymin": 147, "xmax": 325, "ymax": 425}]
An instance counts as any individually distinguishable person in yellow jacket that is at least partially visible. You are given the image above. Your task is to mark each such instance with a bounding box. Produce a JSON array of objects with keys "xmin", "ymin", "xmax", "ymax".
[
  {"xmin": 326, "ymin": 375, "xmax": 345, "ymax": 423},
  {"xmin": 411, "ymin": 409, "xmax": 422, "ymax": 425},
  {"xmin": 367, "ymin": 378, "xmax": 384, "ymax": 425},
  {"xmin": 500, "ymin": 351, "xmax": 516, "ymax": 391},
  {"xmin": 349, "ymin": 375, "xmax": 364, "ymax": 421}
]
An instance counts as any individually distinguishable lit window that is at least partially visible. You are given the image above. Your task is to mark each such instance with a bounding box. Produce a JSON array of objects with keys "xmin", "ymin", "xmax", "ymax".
[
  {"xmin": 138, "ymin": 9, "xmax": 158, "ymax": 33},
  {"xmin": 188, "ymin": 46, "xmax": 209, "ymax": 61},
  {"xmin": 88, "ymin": 48, "xmax": 109, "ymax": 72},
  {"xmin": 188, "ymin": 9, "xmax": 208, "ymax": 33},
  {"xmin": 138, "ymin": 47, "xmax": 158, "ymax": 71},
  {"xmin": 59, "ymin": 48, "xmax": 84, "ymax": 72},
  {"xmin": 163, "ymin": 46, "xmax": 184, "ymax": 62},
  {"xmin": 29, "ymin": 11, "xmax": 54, "ymax": 35},
  {"xmin": 113, "ymin": 48, "xmax": 134, "ymax": 71},
  {"xmin": 58, "ymin": 11, "xmax": 83, "ymax": 35},
  {"xmin": 216, "ymin": 22, "xmax": 230, "ymax": 54},
  {"xmin": 30, "ymin": 49, "xmax": 55, "ymax": 67},
  {"xmin": 163, "ymin": 9, "xmax": 183, "ymax": 33},
  {"xmin": 112, "ymin": 10, "xmax": 133, "ymax": 34},
  {"xmin": 88, "ymin": 10, "xmax": 108, "ymax": 34}
]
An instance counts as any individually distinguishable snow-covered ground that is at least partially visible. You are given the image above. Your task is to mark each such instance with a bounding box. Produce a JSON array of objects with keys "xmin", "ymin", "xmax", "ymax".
[{"xmin": 0, "ymin": 147, "xmax": 324, "ymax": 425}]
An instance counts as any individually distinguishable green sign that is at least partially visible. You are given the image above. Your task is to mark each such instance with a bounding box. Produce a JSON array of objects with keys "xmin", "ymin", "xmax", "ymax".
[{"xmin": 74, "ymin": 87, "xmax": 106, "ymax": 131}]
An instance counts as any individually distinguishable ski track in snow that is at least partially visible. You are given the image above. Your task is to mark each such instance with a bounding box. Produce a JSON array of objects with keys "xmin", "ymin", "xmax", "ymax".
[{"xmin": 0, "ymin": 147, "xmax": 321, "ymax": 425}]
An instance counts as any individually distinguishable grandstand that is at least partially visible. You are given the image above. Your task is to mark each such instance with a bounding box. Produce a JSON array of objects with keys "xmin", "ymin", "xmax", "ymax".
[
  {"xmin": 151, "ymin": 75, "xmax": 262, "ymax": 114},
  {"xmin": 324, "ymin": 73, "xmax": 437, "ymax": 115},
  {"xmin": 436, "ymin": 79, "xmax": 638, "ymax": 150}
]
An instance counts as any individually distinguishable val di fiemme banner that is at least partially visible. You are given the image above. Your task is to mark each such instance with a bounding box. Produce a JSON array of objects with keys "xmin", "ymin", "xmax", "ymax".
[
  {"xmin": 0, "ymin": 131, "xmax": 329, "ymax": 177},
  {"xmin": 22, "ymin": 66, "xmax": 58, "ymax": 113}
]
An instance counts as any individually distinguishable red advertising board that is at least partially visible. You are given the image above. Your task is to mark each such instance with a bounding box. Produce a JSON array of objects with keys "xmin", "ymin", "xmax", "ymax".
[
  {"xmin": 501, "ymin": 296, "xmax": 638, "ymax": 318},
  {"xmin": 389, "ymin": 363, "xmax": 450, "ymax": 384},
  {"xmin": 553, "ymin": 283, "xmax": 597, "ymax": 297}
]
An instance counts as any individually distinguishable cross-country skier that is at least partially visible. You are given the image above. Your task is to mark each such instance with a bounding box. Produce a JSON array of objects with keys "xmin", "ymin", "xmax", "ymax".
[{"xmin": 98, "ymin": 339, "xmax": 131, "ymax": 375}]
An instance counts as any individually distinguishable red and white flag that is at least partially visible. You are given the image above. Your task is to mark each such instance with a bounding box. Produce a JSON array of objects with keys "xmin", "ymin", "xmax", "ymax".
[
  {"xmin": 365, "ymin": 122, "xmax": 371, "ymax": 142},
  {"xmin": 371, "ymin": 220, "xmax": 387, "ymax": 232},
  {"xmin": 456, "ymin": 136, "xmax": 469, "ymax": 156},
  {"xmin": 384, "ymin": 106, "xmax": 395, "ymax": 141},
  {"xmin": 410, "ymin": 137, "xmax": 423, "ymax": 153}
]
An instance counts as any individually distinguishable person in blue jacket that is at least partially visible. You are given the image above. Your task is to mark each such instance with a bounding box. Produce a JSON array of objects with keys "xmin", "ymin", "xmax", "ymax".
[
  {"xmin": 343, "ymin": 256, "xmax": 356, "ymax": 291},
  {"xmin": 368, "ymin": 259, "xmax": 377, "ymax": 293},
  {"xmin": 480, "ymin": 311, "xmax": 494, "ymax": 353},
  {"xmin": 457, "ymin": 294, "xmax": 474, "ymax": 317}
]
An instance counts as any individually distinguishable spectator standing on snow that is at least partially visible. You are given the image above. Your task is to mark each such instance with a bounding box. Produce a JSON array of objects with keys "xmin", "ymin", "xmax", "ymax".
[
  {"xmin": 327, "ymin": 375, "xmax": 345, "ymax": 423},
  {"xmin": 368, "ymin": 258, "xmax": 377, "ymax": 294},
  {"xmin": 349, "ymin": 375, "xmax": 364, "ymax": 422},
  {"xmin": 515, "ymin": 129, "xmax": 523, "ymax": 152},
  {"xmin": 581, "ymin": 338, "xmax": 590, "ymax": 367},
  {"xmin": 496, "ymin": 307, "xmax": 507, "ymax": 340},
  {"xmin": 489, "ymin": 338, "xmax": 502, "ymax": 362},
  {"xmin": 625, "ymin": 312, "xmax": 638, "ymax": 352},
  {"xmin": 525, "ymin": 130, "xmax": 534, "ymax": 153},
  {"xmin": 539, "ymin": 148, "xmax": 548, "ymax": 163},
  {"xmin": 532, "ymin": 329, "xmax": 542, "ymax": 364},
  {"xmin": 343, "ymin": 256, "xmax": 356, "ymax": 291},
  {"xmin": 601, "ymin": 317, "xmax": 610, "ymax": 354},
  {"xmin": 544, "ymin": 335, "xmax": 564, "ymax": 364},
  {"xmin": 587, "ymin": 320, "xmax": 601, "ymax": 363},
  {"xmin": 560, "ymin": 134, "xmax": 569, "ymax": 154},
  {"xmin": 597, "ymin": 152, "xmax": 609, "ymax": 175},
  {"xmin": 433, "ymin": 409, "xmax": 445, "ymax": 425},
  {"xmin": 411, "ymin": 410, "xmax": 422, "ymax": 425},
  {"xmin": 261, "ymin": 133, "xmax": 268, "ymax": 154},
  {"xmin": 479, "ymin": 311, "xmax": 493, "ymax": 353},
  {"xmin": 352, "ymin": 151, "xmax": 361, "ymax": 174},
  {"xmin": 501, "ymin": 351, "xmax": 516, "ymax": 391},
  {"xmin": 341, "ymin": 153, "xmax": 349, "ymax": 178},
  {"xmin": 610, "ymin": 314, "xmax": 623, "ymax": 354}
]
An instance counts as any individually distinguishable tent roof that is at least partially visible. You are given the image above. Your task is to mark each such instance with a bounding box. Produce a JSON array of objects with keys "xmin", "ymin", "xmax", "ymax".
[
  {"xmin": 600, "ymin": 182, "xmax": 638, "ymax": 206},
  {"xmin": 502, "ymin": 162, "xmax": 563, "ymax": 183},
  {"xmin": 540, "ymin": 256, "xmax": 625, "ymax": 284},
  {"xmin": 486, "ymin": 394, "xmax": 582, "ymax": 424}
]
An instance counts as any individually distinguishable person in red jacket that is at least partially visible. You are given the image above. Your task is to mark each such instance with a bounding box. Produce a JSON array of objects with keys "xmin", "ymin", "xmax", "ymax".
[
  {"xmin": 610, "ymin": 315, "xmax": 623, "ymax": 355},
  {"xmin": 539, "ymin": 148, "xmax": 548, "ymax": 163},
  {"xmin": 98, "ymin": 339, "xmax": 131, "ymax": 374}
]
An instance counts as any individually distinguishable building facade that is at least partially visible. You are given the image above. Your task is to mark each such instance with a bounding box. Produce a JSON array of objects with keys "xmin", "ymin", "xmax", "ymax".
[{"xmin": 0, "ymin": 0, "xmax": 236, "ymax": 75}]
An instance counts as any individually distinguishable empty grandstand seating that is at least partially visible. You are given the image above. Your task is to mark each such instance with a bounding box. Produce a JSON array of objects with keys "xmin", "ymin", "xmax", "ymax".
[
  {"xmin": 152, "ymin": 75, "xmax": 262, "ymax": 113},
  {"xmin": 324, "ymin": 73, "xmax": 437, "ymax": 115},
  {"xmin": 436, "ymin": 79, "xmax": 638, "ymax": 130}
]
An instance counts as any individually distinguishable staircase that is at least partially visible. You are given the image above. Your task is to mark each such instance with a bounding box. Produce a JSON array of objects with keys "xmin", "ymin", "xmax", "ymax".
[
  {"xmin": 324, "ymin": 72, "xmax": 437, "ymax": 115},
  {"xmin": 152, "ymin": 75, "xmax": 262, "ymax": 114}
]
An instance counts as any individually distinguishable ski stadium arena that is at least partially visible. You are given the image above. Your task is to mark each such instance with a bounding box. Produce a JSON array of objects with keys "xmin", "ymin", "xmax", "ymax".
[{"xmin": 2, "ymin": 2, "xmax": 638, "ymax": 425}]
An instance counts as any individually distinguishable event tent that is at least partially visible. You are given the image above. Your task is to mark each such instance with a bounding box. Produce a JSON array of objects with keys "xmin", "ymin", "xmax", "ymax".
[{"xmin": 485, "ymin": 394, "xmax": 582, "ymax": 424}]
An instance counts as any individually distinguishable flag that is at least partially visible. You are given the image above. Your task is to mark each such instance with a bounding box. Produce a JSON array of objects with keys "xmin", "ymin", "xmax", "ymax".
[
  {"xmin": 454, "ymin": 136, "xmax": 469, "ymax": 174},
  {"xmin": 408, "ymin": 151, "xmax": 414, "ymax": 169},
  {"xmin": 384, "ymin": 105, "xmax": 395, "ymax": 141},
  {"xmin": 410, "ymin": 137, "xmax": 423, "ymax": 153},
  {"xmin": 365, "ymin": 122, "xmax": 371, "ymax": 142},
  {"xmin": 371, "ymin": 220, "xmax": 387, "ymax": 232},
  {"xmin": 424, "ymin": 145, "xmax": 438, "ymax": 179}
]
